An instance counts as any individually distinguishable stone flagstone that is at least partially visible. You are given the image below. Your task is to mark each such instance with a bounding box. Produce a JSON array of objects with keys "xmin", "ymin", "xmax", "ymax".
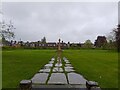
[
  {"xmin": 65, "ymin": 66, "xmax": 74, "ymax": 69},
  {"xmin": 65, "ymin": 68, "xmax": 75, "ymax": 72},
  {"xmin": 65, "ymin": 61, "xmax": 70, "ymax": 64},
  {"xmin": 49, "ymin": 61, "xmax": 54, "ymax": 64},
  {"xmin": 48, "ymin": 73, "xmax": 68, "ymax": 84},
  {"xmin": 52, "ymin": 67, "xmax": 63, "ymax": 73},
  {"xmin": 31, "ymin": 73, "xmax": 49, "ymax": 84},
  {"xmin": 51, "ymin": 58, "xmax": 55, "ymax": 61},
  {"xmin": 44, "ymin": 64, "xmax": 53, "ymax": 68},
  {"xmin": 64, "ymin": 60, "xmax": 69, "ymax": 62},
  {"xmin": 68, "ymin": 72, "xmax": 87, "ymax": 84},
  {"xmin": 39, "ymin": 68, "xmax": 51, "ymax": 73},
  {"xmin": 55, "ymin": 63, "xmax": 62, "ymax": 67},
  {"xmin": 63, "ymin": 57, "xmax": 67, "ymax": 60},
  {"xmin": 65, "ymin": 64, "xmax": 72, "ymax": 67}
]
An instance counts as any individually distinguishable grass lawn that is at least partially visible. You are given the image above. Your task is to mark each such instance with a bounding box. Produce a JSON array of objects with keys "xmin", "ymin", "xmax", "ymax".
[
  {"xmin": 2, "ymin": 49, "xmax": 56, "ymax": 88},
  {"xmin": 63, "ymin": 50, "xmax": 118, "ymax": 88},
  {"xmin": 2, "ymin": 49, "xmax": 118, "ymax": 88}
]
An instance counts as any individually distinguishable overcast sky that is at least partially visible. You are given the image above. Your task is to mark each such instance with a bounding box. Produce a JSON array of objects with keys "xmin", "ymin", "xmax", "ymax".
[{"xmin": 1, "ymin": 2, "xmax": 118, "ymax": 43}]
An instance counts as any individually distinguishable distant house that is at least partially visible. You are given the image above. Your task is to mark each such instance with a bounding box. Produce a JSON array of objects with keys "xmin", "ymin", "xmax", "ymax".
[
  {"xmin": 29, "ymin": 42, "xmax": 36, "ymax": 47},
  {"xmin": 70, "ymin": 43, "xmax": 82, "ymax": 47},
  {"xmin": 61, "ymin": 42, "xmax": 67, "ymax": 49},
  {"xmin": 80, "ymin": 43, "xmax": 84, "ymax": 47},
  {"xmin": 2, "ymin": 38, "xmax": 93, "ymax": 49},
  {"xmin": 46, "ymin": 42, "xmax": 56, "ymax": 47},
  {"xmin": 55, "ymin": 41, "xmax": 68, "ymax": 49}
]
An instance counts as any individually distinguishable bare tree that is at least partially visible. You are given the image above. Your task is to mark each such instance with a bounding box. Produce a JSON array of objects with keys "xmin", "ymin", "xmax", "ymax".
[
  {"xmin": 107, "ymin": 30, "xmax": 116, "ymax": 42},
  {"xmin": 114, "ymin": 25, "xmax": 120, "ymax": 52},
  {"xmin": 109, "ymin": 25, "xmax": 120, "ymax": 51},
  {"xmin": 0, "ymin": 20, "xmax": 15, "ymax": 41}
]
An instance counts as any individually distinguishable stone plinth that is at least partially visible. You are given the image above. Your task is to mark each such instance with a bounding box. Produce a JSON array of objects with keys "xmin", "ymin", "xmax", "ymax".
[
  {"xmin": 86, "ymin": 81, "xmax": 99, "ymax": 90},
  {"xmin": 20, "ymin": 80, "xmax": 32, "ymax": 90}
]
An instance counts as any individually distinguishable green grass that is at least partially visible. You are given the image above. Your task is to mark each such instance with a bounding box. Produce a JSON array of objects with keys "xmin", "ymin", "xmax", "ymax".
[
  {"xmin": 63, "ymin": 50, "xmax": 118, "ymax": 88},
  {"xmin": 2, "ymin": 50, "xmax": 56, "ymax": 88},
  {"xmin": 2, "ymin": 49, "xmax": 118, "ymax": 88}
]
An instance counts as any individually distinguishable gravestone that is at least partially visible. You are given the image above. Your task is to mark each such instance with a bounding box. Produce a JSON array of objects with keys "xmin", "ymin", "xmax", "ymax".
[
  {"xmin": 68, "ymin": 73, "xmax": 87, "ymax": 84},
  {"xmin": 20, "ymin": 80, "xmax": 32, "ymax": 90},
  {"xmin": 51, "ymin": 58, "xmax": 55, "ymax": 61},
  {"xmin": 52, "ymin": 67, "xmax": 63, "ymax": 73},
  {"xmin": 48, "ymin": 73, "xmax": 68, "ymax": 84},
  {"xmin": 49, "ymin": 61, "xmax": 54, "ymax": 64},
  {"xmin": 64, "ymin": 60, "xmax": 69, "ymax": 62},
  {"xmin": 65, "ymin": 61, "xmax": 70, "ymax": 64},
  {"xmin": 65, "ymin": 66, "xmax": 74, "ymax": 69},
  {"xmin": 65, "ymin": 68, "xmax": 75, "ymax": 72},
  {"xmin": 31, "ymin": 73, "xmax": 49, "ymax": 84},
  {"xmin": 65, "ymin": 64, "xmax": 72, "ymax": 67},
  {"xmin": 55, "ymin": 63, "xmax": 62, "ymax": 67},
  {"xmin": 44, "ymin": 64, "xmax": 53, "ymax": 68},
  {"xmin": 63, "ymin": 57, "xmax": 67, "ymax": 60},
  {"xmin": 39, "ymin": 68, "xmax": 51, "ymax": 73}
]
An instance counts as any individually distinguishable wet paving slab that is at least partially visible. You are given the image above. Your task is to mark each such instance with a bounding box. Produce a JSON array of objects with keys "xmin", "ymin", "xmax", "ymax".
[
  {"xmin": 48, "ymin": 73, "xmax": 68, "ymax": 84},
  {"xmin": 67, "ymin": 72, "xmax": 87, "ymax": 85},
  {"xmin": 31, "ymin": 73, "xmax": 49, "ymax": 84}
]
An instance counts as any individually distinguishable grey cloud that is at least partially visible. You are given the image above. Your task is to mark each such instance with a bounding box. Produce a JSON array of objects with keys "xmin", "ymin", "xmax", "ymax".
[{"xmin": 2, "ymin": 2, "xmax": 118, "ymax": 43}]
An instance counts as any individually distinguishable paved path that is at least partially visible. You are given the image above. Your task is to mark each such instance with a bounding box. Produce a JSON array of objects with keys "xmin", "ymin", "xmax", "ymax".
[{"xmin": 31, "ymin": 57, "xmax": 87, "ymax": 88}]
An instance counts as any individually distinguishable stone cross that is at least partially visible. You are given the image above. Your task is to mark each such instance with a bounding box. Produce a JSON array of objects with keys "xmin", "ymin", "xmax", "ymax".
[{"xmin": 57, "ymin": 39, "xmax": 62, "ymax": 64}]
